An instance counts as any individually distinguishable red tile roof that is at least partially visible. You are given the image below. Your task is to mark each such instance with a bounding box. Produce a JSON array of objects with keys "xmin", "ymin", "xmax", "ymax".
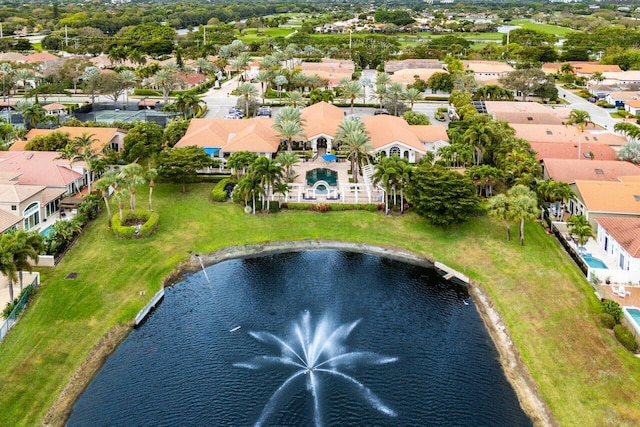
[
  {"xmin": 595, "ymin": 217, "xmax": 640, "ymax": 257},
  {"xmin": 531, "ymin": 142, "xmax": 618, "ymax": 161},
  {"xmin": 543, "ymin": 159, "xmax": 640, "ymax": 183}
]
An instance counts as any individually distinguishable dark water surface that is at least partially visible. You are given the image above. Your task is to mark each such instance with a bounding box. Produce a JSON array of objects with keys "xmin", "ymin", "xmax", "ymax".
[{"xmin": 68, "ymin": 250, "xmax": 532, "ymax": 427}]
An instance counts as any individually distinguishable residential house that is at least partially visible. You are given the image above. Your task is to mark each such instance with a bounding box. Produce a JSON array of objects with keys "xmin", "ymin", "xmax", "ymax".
[
  {"xmin": 299, "ymin": 59, "xmax": 355, "ymax": 87},
  {"xmin": 361, "ymin": 115, "xmax": 432, "ymax": 162},
  {"xmin": 605, "ymin": 91, "xmax": 640, "ymax": 108},
  {"xmin": 601, "ymin": 71, "xmax": 640, "ymax": 86},
  {"xmin": 541, "ymin": 159, "xmax": 640, "ymax": 182},
  {"xmin": 623, "ymin": 99, "xmax": 640, "ymax": 116},
  {"xmin": 569, "ymin": 180, "xmax": 640, "ymax": 228},
  {"xmin": 174, "ymin": 117, "xmax": 280, "ymax": 161},
  {"xmin": 461, "ymin": 61, "xmax": 514, "ymax": 81},
  {"xmin": 511, "ymin": 124, "xmax": 627, "ymax": 149},
  {"xmin": 483, "ymin": 101, "xmax": 570, "ymax": 125},
  {"xmin": 384, "ymin": 59, "xmax": 443, "ymax": 74},
  {"xmin": 530, "ymin": 142, "xmax": 618, "ymax": 162},
  {"xmin": 175, "ymin": 72, "xmax": 208, "ymax": 90},
  {"xmin": 595, "ymin": 217, "xmax": 640, "ymax": 280},
  {"xmin": 542, "ymin": 62, "xmax": 621, "ymax": 77},
  {"xmin": 389, "ymin": 68, "xmax": 447, "ymax": 88},
  {"xmin": 300, "ymin": 102, "xmax": 344, "ymax": 154},
  {"xmin": 19, "ymin": 126, "xmax": 128, "ymax": 153},
  {"xmin": 43, "ymin": 103, "xmax": 67, "ymax": 117}
]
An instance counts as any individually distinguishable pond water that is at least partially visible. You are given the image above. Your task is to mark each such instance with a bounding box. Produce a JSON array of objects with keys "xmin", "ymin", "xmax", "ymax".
[{"xmin": 68, "ymin": 250, "xmax": 531, "ymax": 426}]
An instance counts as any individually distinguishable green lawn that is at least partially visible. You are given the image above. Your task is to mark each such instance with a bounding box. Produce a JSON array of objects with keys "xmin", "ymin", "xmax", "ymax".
[
  {"xmin": 238, "ymin": 27, "xmax": 297, "ymax": 42},
  {"xmin": 0, "ymin": 183, "xmax": 639, "ymax": 426},
  {"xmin": 509, "ymin": 19, "xmax": 578, "ymax": 37}
]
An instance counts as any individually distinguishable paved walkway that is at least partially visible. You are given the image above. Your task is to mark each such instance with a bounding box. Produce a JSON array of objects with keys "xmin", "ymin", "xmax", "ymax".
[
  {"xmin": 556, "ymin": 86, "xmax": 618, "ymax": 130},
  {"xmin": 0, "ymin": 272, "xmax": 38, "ymax": 319}
]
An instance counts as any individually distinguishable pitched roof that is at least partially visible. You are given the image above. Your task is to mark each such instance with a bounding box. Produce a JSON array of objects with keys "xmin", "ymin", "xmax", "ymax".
[
  {"xmin": 573, "ymin": 180, "xmax": 640, "ymax": 214},
  {"xmin": 603, "ymin": 71, "xmax": 640, "ymax": 82},
  {"xmin": 0, "ymin": 151, "xmax": 82, "ymax": 187},
  {"xmin": 511, "ymin": 124, "xmax": 626, "ymax": 146},
  {"xmin": 595, "ymin": 217, "xmax": 640, "ymax": 257},
  {"xmin": 384, "ymin": 59, "xmax": 442, "ymax": 73},
  {"xmin": 541, "ymin": 62, "xmax": 621, "ymax": 75},
  {"xmin": 43, "ymin": 103, "xmax": 67, "ymax": 111},
  {"xmin": 300, "ymin": 103, "xmax": 344, "ymax": 139},
  {"xmin": 531, "ymin": 142, "xmax": 618, "ymax": 161},
  {"xmin": 607, "ymin": 91, "xmax": 640, "ymax": 101},
  {"xmin": 462, "ymin": 60, "xmax": 514, "ymax": 74},
  {"xmin": 493, "ymin": 111, "xmax": 566, "ymax": 125},
  {"xmin": 21, "ymin": 52, "xmax": 59, "ymax": 64},
  {"xmin": 0, "ymin": 209, "xmax": 22, "ymax": 234},
  {"xmin": 360, "ymin": 115, "xmax": 426, "ymax": 153},
  {"xmin": 543, "ymin": 159, "xmax": 640, "ymax": 183},
  {"xmin": 410, "ymin": 125, "xmax": 449, "ymax": 142},
  {"xmin": 20, "ymin": 126, "xmax": 125, "ymax": 152},
  {"xmin": 0, "ymin": 183, "xmax": 46, "ymax": 203},
  {"xmin": 175, "ymin": 118, "xmax": 280, "ymax": 153},
  {"xmin": 389, "ymin": 68, "xmax": 446, "ymax": 85}
]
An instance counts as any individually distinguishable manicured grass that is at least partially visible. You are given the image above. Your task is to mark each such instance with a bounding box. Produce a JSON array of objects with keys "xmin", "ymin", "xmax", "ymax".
[
  {"xmin": 0, "ymin": 183, "xmax": 639, "ymax": 426},
  {"xmin": 238, "ymin": 27, "xmax": 296, "ymax": 42},
  {"xmin": 509, "ymin": 19, "xmax": 578, "ymax": 37}
]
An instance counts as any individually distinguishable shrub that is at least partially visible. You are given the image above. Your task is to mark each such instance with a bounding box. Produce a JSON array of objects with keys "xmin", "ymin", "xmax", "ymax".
[
  {"xmin": 211, "ymin": 178, "xmax": 235, "ymax": 202},
  {"xmin": 599, "ymin": 313, "xmax": 616, "ymax": 329},
  {"xmin": 613, "ymin": 324, "xmax": 639, "ymax": 352},
  {"xmin": 111, "ymin": 210, "xmax": 159, "ymax": 239},
  {"xmin": 310, "ymin": 203, "xmax": 330, "ymax": 213},
  {"xmin": 602, "ymin": 299, "xmax": 623, "ymax": 323},
  {"xmin": 285, "ymin": 203, "xmax": 378, "ymax": 212}
]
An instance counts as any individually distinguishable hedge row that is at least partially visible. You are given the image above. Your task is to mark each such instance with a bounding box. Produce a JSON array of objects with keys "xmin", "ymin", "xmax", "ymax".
[
  {"xmin": 284, "ymin": 203, "xmax": 378, "ymax": 212},
  {"xmin": 211, "ymin": 178, "xmax": 234, "ymax": 202},
  {"xmin": 111, "ymin": 210, "xmax": 159, "ymax": 239},
  {"xmin": 614, "ymin": 324, "xmax": 639, "ymax": 352}
]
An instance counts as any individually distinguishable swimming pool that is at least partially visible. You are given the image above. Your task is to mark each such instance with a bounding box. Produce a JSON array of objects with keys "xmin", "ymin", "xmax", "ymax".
[
  {"xmin": 306, "ymin": 168, "xmax": 338, "ymax": 194},
  {"xmin": 40, "ymin": 224, "xmax": 55, "ymax": 238},
  {"xmin": 623, "ymin": 307, "xmax": 640, "ymax": 338},
  {"xmin": 582, "ymin": 254, "xmax": 608, "ymax": 269}
]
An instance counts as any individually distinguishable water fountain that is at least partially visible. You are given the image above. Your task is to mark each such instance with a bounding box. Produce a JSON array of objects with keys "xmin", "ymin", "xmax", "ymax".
[{"xmin": 235, "ymin": 311, "xmax": 396, "ymax": 426}]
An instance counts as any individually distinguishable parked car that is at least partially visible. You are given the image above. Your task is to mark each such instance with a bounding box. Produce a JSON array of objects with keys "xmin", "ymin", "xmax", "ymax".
[{"xmin": 373, "ymin": 109, "xmax": 389, "ymax": 115}]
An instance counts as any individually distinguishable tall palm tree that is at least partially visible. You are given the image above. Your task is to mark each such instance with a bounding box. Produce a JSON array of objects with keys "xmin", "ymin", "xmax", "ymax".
[
  {"xmin": 0, "ymin": 233, "xmax": 19, "ymax": 302},
  {"xmin": 507, "ymin": 184, "xmax": 540, "ymax": 246},
  {"xmin": 112, "ymin": 188, "xmax": 131, "ymax": 222},
  {"xmin": 118, "ymin": 70, "xmax": 138, "ymax": 105},
  {"xmin": 275, "ymin": 151, "xmax": 300, "ymax": 182},
  {"xmin": 153, "ymin": 69, "xmax": 177, "ymax": 105},
  {"xmin": 274, "ymin": 105, "xmax": 302, "ymax": 124},
  {"xmin": 231, "ymin": 52, "xmax": 251, "ymax": 85},
  {"xmin": 256, "ymin": 70, "xmax": 272, "ymax": 104},
  {"xmin": 567, "ymin": 214, "xmax": 593, "ymax": 247},
  {"xmin": 338, "ymin": 78, "xmax": 364, "ymax": 115},
  {"xmin": 145, "ymin": 168, "xmax": 158, "ymax": 211},
  {"xmin": 566, "ymin": 109, "xmax": 594, "ymax": 160},
  {"xmin": 385, "ymin": 82, "xmax": 405, "ymax": 116},
  {"xmin": 337, "ymin": 125, "xmax": 372, "ymax": 184},
  {"xmin": 273, "ymin": 74, "xmax": 288, "ymax": 102},
  {"xmin": 249, "ymin": 157, "xmax": 284, "ymax": 212},
  {"xmin": 285, "ymin": 91, "xmax": 306, "ymax": 108},
  {"xmin": 487, "ymin": 193, "xmax": 512, "ymax": 241},
  {"xmin": 119, "ymin": 163, "xmax": 145, "ymax": 210},
  {"xmin": 273, "ymin": 119, "xmax": 305, "ymax": 152},
  {"xmin": 374, "ymin": 83, "xmax": 388, "ymax": 109},
  {"xmin": 461, "ymin": 121, "xmax": 499, "ymax": 166},
  {"xmin": 14, "ymin": 69, "xmax": 34, "ymax": 97},
  {"xmin": 376, "ymin": 72, "xmax": 391, "ymax": 87},
  {"xmin": 236, "ymin": 82, "xmax": 259, "ymax": 117},
  {"xmin": 404, "ymin": 88, "xmax": 422, "ymax": 109},
  {"xmin": 95, "ymin": 170, "xmax": 120, "ymax": 224},
  {"xmin": 71, "ymin": 133, "xmax": 99, "ymax": 193}
]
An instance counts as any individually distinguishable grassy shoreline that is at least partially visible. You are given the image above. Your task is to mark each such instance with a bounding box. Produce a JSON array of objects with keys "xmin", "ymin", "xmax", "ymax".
[{"xmin": 0, "ymin": 183, "xmax": 639, "ymax": 426}]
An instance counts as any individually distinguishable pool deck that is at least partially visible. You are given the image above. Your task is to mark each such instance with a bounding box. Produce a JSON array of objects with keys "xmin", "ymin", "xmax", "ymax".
[{"xmin": 601, "ymin": 284, "xmax": 640, "ymax": 307}]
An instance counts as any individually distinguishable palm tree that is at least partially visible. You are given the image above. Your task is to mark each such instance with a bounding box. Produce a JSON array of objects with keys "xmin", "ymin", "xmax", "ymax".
[
  {"xmin": 9, "ymin": 230, "xmax": 44, "ymax": 294},
  {"xmin": 0, "ymin": 63, "xmax": 13, "ymax": 99},
  {"xmin": 339, "ymin": 128, "xmax": 372, "ymax": 184},
  {"xmin": 486, "ymin": 193, "xmax": 512, "ymax": 241},
  {"xmin": 256, "ymin": 70, "xmax": 272, "ymax": 104},
  {"xmin": 385, "ymin": 82, "xmax": 405, "ymax": 116},
  {"xmin": 22, "ymin": 103, "xmax": 46, "ymax": 130},
  {"xmin": 235, "ymin": 172, "xmax": 262, "ymax": 214},
  {"xmin": 617, "ymin": 141, "xmax": 640, "ymax": 164},
  {"xmin": 274, "ymin": 105, "xmax": 302, "ymax": 124},
  {"xmin": 273, "ymin": 181, "xmax": 290, "ymax": 207},
  {"xmin": 466, "ymin": 165, "xmax": 503, "ymax": 197},
  {"xmin": 273, "ymin": 118, "xmax": 305, "ymax": 152},
  {"xmin": 404, "ymin": 88, "xmax": 422, "ymax": 109},
  {"xmin": 70, "ymin": 133, "xmax": 99, "ymax": 193},
  {"xmin": 0, "ymin": 233, "xmax": 19, "ymax": 302},
  {"xmin": 120, "ymin": 163, "xmax": 145, "ymax": 210},
  {"xmin": 507, "ymin": 185, "xmax": 540, "ymax": 246},
  {"xmin": 236, "ymin": 82, "xmax": 259, "ymax": 117},
  {"xmin": 118, "ymin": 70, "xmax": 138, "ymax": 105},
  {"xmin": 374, "ymin": 83, "xmax": 388, "ymax": 109},
  {"xmin": 275, "ymin": 151, "xmax": 300, "ymax": 182},
  {"xmin": 273, "ymin": 74, "xmax": 288, "ymax": 102},
  {"xmin": 376, "ymin": 72, "xmax": 391, "ymax": 87},
  {"xmin": 372, "ymin": 155, "xmax": 401, "ymax": 214},
  {"xmin": 461, "ymin": 121, "xmax": 499, "ymax": 166},
  {"xmin": 14, "ymin": 69, "xmax": 34, "ymax": 97},
  {"xmin": 174, "ymin": 92, "xmax": 204, "ymax": 118},
  {"xmin": 153, "ymin": 70, "xmax": 177, "ymax": 105},
  {"xmin": 566, "ymin": 109, "xmax": 594, "ymax": 160},
  {"xmin": 95, "ymin": 170, "xmax": 120, "ymax": 224},
  {"xmin": 145, "ymin": 168, "xmax": 158, "ymax": 211},
  {"xmin": 285, "ymin": 91, "xmax": 306, "ymax": 108},
  {"xmin": 249, "ymin": 157, "xmax": 284, "ymax": 212},
  {"xmin": 231, "ymin": 52, "xmax": 251, "ymax": 85},
  {"xmin": 338, "ymin": 78, "xmax": 363, "ymax": 115},
  {"xmin": 567, "ymin": 214, "xmax": 593, "ymax": 247},
  {"xmin": 112, "ymin": 188, "xmax": 131, "ymax": 222}
]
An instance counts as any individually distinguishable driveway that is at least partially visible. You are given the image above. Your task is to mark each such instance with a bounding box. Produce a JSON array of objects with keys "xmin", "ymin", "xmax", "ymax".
[{"xmin": 556, "ymin": 86, "xmax": 618, "ymax": 130}]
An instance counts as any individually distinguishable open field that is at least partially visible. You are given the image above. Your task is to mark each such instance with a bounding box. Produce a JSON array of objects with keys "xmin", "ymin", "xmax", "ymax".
[
  {"xmin": 0, "ymin": 183, "xmax": 639, "ymax": 426},
  {"xmin": 509, "ymin": 19, "xmax": 578, "ymax": 37},
  {"xmin": 238, "ymin": 27, "xmax": 297, "ymax": 42}
]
